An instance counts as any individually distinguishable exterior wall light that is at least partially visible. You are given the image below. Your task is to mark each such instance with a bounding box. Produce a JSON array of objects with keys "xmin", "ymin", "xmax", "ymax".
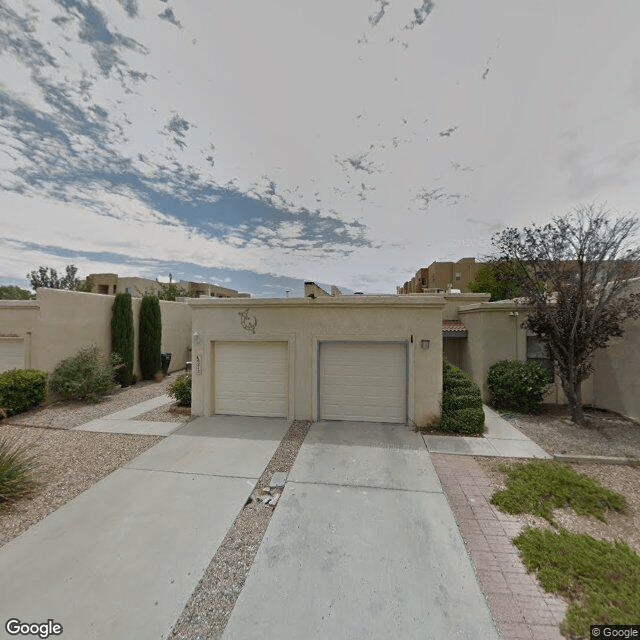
[
  {"xmin": 192, "ymin": 331, "xmax": 201, "ymax": 344},
  {"xmin": 420, "ymin": 339, "xmax": 430, "ymax": 350}
]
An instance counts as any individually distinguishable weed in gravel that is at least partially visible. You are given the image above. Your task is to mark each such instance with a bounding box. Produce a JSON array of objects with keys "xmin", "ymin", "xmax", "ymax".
[
  {"xmin": 0, "ymin": 437, "xmax": 39, "ymax": 507},
  {"xmin": 514, "ymin": 526, "xmax": 640, "ymax": 638},
  {"xmin": 491, "ymin": 460, "xmax": 626, "ymax": 524}
]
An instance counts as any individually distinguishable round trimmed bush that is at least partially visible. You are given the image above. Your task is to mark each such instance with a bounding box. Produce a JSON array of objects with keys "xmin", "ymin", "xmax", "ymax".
[
  {"xmin": 487, "ymin": 359, "xmax": 550, "ymax": 414},
  {"xmin": 167, "ymin": 373, "xmax": 191, "ymax": 407},
  {"xmin": 0, "ymin": 369, "xmax": 47, "ymax": 416}
]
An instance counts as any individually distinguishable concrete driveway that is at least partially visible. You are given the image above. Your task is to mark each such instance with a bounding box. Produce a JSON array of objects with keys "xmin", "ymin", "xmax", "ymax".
[
  {"xmin": 221, "ymin": 421, "xmax": 500, "ymax": 640},
  {"xmin": 0, "ymin": 415, "xmax": 289, "ymax": 640}
]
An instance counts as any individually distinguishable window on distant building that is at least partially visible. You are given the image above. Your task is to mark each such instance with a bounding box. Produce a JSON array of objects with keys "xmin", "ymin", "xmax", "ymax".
[
  {"xmin": 125, "ymin": 287, "xmax": 131, "ymax": 293},
  {"xmin": 455, "ymin": 272, "xmax": 461, "ymax": 281},
  {"xmin": 526, "ymin": 336, "xmax": 554, "ymax": 383}
]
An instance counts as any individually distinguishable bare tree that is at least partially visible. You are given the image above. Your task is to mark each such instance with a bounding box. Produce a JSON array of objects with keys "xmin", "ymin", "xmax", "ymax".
[{"xmin": 490, "ymin": 204, "xmax": 640, "ymax": 424}]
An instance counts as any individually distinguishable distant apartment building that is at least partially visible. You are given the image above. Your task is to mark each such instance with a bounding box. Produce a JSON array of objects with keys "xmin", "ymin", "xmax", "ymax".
[
  {"xmin": 397, "ymin": 258, "xmax": 483, "ymax": 294},
  {"xmin": 83, "ymin": 273, "xmax": 249, "ymax": 298}
]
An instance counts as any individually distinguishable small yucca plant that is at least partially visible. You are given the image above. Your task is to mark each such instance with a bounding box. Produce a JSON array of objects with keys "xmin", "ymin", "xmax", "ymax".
[{"xmin": 0, "ymin": 438, "xmax": 39, "ymax": 507}]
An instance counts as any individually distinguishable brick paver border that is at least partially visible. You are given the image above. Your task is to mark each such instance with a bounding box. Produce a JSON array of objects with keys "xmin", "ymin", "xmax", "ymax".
[{"xmin": 431, "ymin": 454, "xmax": 567, "ymax": 640}]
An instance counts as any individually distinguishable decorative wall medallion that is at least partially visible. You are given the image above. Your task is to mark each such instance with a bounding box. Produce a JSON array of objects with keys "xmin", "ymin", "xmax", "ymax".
[{"xmin": 238, "ymin": 308, "xmax": 258, "ymax": 334}]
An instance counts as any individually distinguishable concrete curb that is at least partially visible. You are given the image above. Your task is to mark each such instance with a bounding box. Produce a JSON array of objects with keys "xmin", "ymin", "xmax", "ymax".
[{"xmin": 553, "ymin": 453, "xmax": 640, "ymax": 466}]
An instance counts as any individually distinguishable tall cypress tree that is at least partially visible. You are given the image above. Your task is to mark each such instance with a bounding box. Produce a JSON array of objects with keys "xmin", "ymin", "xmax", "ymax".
[
  {"xmin": 111, "ymin": 292, "xmax": 134, "ymax": 387},
  {"xmin": 139, "ymin": 294, "xmax": 162, "ymax": 380}
]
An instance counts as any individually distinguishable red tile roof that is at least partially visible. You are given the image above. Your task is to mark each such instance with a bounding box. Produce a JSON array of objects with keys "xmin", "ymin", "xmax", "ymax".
[{"xmin": 442, "ymin": 320, "xmax": 466, "ymax": 332}]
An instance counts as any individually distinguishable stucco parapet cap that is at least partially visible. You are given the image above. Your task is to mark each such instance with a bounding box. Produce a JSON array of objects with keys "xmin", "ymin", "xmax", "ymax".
[
  {"xmin": 0, "ymin": 300, "xmax": 39, "ymax": 308},
  {"xmin": 457, "ymin": 301, "xmax": 530, "ymax": 313},
  {"xmin": 188, "ymin": 295, "xmax": 446, "ymax": 309}
]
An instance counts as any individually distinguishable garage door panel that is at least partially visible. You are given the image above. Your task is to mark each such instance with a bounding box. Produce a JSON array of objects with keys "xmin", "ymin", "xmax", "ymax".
[
  {"xmin": 0, "ymin": 338, "xmax": 24, "ymax": 373},
  {"xmin": 214, "ymin": 342, "xmax": 288, "ymax": 417},
  {"xmin": 319, "ymin": 342, "xmax": 406, "ymax": 423}
]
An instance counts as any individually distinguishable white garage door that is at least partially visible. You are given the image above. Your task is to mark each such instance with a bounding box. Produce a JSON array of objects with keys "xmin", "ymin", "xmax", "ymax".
[
  {"xmin": 0, "ymin": 338, "xmax": 25, "ymax": 373},
  {"xmin": 319, "ymin": 342, "xmax": 407, "ymax": 423},
  {"xmin": 214, "ymin": 341, "xmax": 288, "ymax": 417}
]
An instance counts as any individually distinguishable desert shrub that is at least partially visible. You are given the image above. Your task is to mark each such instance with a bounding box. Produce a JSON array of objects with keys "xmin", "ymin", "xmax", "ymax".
[
  {"xmin": 139, "ymin": 295, "xmax": 162, "ymax": 380},
  {"xmin": 487, "ymin": 359, "xmax": 550, "ymax": 413},
  {"xmin": 0, "ymin": 369, "xmax": 47, "ymax": 416},
  {"xmin": 514, "ymin": 527, "xmax": 640, "ymax": 638},
  {"xmin": 49, "ymin": 346, "xmax": 122, "ymax": 401},
  {"xmin": 491, "ymin": 460, "xmax": 625, "ymax": 524},
  {"xmin": 167, "ymin": 373, "xmax": 191, "ymax": 407},
  {"xmin": 0, "ymin": 438, "xmax": 39, "ymax": 507},
  {"xmin": 433, "ymin": 360, "xmax": 485, "ymax": 435},
  {"xmin": 111, "ymin": 292, "xmax": 134, "ymax": 387}
]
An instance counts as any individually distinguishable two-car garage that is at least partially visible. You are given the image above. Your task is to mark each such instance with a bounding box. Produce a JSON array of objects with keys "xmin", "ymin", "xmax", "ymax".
[
  {"xmin": 212, "ymin": 340, "xmax": 407, "ymax": 423},
  {"xmin": 190, "ymin": 296, "xmax": 443, "ymax": 427}
]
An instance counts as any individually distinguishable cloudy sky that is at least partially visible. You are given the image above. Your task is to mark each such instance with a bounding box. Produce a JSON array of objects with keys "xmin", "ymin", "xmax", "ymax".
[{"xmin": 2, "ymin": 1, "xmax": 640, "ymax": 296}]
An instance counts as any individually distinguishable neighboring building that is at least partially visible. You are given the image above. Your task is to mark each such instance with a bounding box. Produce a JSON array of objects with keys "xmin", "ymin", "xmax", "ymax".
[
  {"xmin": 83, "ymin": 273, "xmax": 249, "ymax": 298},
  {"xmin": 397, "ymin": 258, "xmax": 484, "ymax": 294}
]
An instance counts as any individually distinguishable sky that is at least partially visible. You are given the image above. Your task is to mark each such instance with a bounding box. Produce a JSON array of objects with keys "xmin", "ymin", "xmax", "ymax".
[{"xmin": 2, "ymin": 1, "xmax": 640, "ymax": 297}]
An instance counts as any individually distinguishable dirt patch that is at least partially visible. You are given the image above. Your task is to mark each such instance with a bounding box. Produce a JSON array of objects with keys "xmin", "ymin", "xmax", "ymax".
[
  {"xmin": 0, "ymin": 425, "xmax": 162, "ymax": 547},
  {"xmin": 504, "ymin": 405, "xmax": 640, "ymax": 458},
  {"xmin": 476, "ymin": 457, "xmax": 640, "ymax": 555}
]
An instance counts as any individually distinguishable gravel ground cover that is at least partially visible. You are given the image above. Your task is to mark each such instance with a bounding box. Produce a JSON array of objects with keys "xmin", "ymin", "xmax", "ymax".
[
  {"xmin": 477, "ymin": 457, "xmax": 640, "ymax": 555},
  {"xmin": 0, "ymin": 425, "xmax": 162, "ymax": 547},
  {"xmin": 502, "ymin": 405, "xmax": 640, "ymax": 459},
  {"xmin": 135, "ymin": 402, "xmax": 191, "ymax": 423},
  {"xmin": 3, "ymin": 373, "xmax": 181, "ymax": 430},
  {"xmin": 169, "ymin": 420, "xmax": 311, "ymax": 640}
]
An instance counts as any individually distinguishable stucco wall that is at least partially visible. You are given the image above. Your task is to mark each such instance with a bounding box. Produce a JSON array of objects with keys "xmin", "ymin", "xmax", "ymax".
[
  {"xmin": 189, "ymin": 296, "xmax": 445, "ymax": 426},
  {"xmin": 591, "ymin": 280, "xmax": 640, "ymax": 422},
  {"xmin": 458, "ymin": 302, "xmax": 594, "ymax": 405},
  {"xmin": 0, "ymin": 289, "xmax": 191, "ymax": 377}
]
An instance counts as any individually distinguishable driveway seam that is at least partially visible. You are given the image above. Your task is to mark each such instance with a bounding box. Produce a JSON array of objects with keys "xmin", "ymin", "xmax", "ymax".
[
  {"xmin": 287, "ymin": 478, "xmax": 444, "ymax": 494},
  {"xmin": 124, "ymin": 466, "xmax": 259, "ymax": 481}
]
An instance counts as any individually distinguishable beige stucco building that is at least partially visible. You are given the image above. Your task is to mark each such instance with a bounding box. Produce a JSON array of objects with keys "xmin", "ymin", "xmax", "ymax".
[
  {"xmin": 189, "ymin": 295, "xmax": 445, "ymax": 426},
  {"xmin": 83, "ymin": 273, "xmax": 248, "ymax": 298}
]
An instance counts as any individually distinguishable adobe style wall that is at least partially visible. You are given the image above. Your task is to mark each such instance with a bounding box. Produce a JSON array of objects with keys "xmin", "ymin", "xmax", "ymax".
[
  {"xmin": 590, "ymin": 279, "xmax": 640, "ymax": 422},
  {"xmin": 0, "ymin": 289, "xmax": 192, "ymax": 377}
]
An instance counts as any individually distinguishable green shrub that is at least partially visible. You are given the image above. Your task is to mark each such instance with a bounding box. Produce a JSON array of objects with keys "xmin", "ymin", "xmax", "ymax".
[
  {"xmin": 111, "ymin": 292, "xmax": 134, "ymax": 387},
  {"xmin": 514, "ymin": 527, "xmax": 640, "ymax": 638},
  {"xmin": 491, "ymin": 460, "xmax": 625, "ymax": 524},
  {"xmin": 0, "ymin": 437, "xmax": 39, "ymax": 507},
  {"xmin": 139, "ymin": 295, "xmax": 162, "ymax": 380},
  {"xmin": 0, "ymin": 369, "xmax": 47, "ymax": 416},
  {"xmin": 433, "ymin": 360, "xmax": 485, "ymax": 435},
  {"xmin": 49, "ymin": 346, "xmax": 122, "ymax": 401},
  {"xmin": 167, "ymin": 373, "xmax": 191, "ymax": 407},
  {"xmin": 438, "ymin": 407, "xmax": 486, "ymax": 435},
  {"xmin": 487, "ymin": 359, "xmax": 550, "ymax": 413},
  {"xmin": 442, "ymin": 391, "xmax": 482, "ymax": 412}
]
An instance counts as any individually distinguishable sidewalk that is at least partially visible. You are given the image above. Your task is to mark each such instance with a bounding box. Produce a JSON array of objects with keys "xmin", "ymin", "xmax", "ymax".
[
  {"xmin": 423, "ymin": 405, "xmax": 551, "ymax": 458},
  {"xmin": 72, "ymin": 394, "xmax": 182, "ymax": 436},
  {"xmin": 0, "ymin": 398, "xmax": 290, "ymax": 640}
]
